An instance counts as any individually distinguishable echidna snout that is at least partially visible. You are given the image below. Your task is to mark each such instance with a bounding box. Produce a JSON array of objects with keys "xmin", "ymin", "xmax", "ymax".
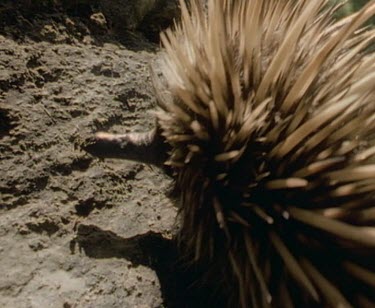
[
  {"xmin": 84, "ymin": 126, "xmax": 168, "ymax": 167},
  {"xmin": 86, "ymin": 0, "xmax": 375, "ymax": 307}
]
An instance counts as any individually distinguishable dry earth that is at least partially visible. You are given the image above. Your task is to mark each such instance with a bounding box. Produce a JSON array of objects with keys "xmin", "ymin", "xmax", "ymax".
[{"xmin": 0, "ymin": 4, "xmax": 211, "ymax": 308}]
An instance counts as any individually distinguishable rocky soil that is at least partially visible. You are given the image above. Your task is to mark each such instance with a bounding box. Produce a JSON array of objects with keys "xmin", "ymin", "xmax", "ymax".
[{"xmin": 0, "ymin": 3, "xmax": 205, "ymax": 308}]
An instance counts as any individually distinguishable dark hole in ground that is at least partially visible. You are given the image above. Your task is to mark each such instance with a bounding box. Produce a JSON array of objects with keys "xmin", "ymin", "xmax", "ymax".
[
  {"xmin": 75, "ymin": 198, "xmax": 107, "ymax": 217},
  {"xmin": 0, "ymin": 109, "xmax": 15, "ymax": 139},
  {"xmin": 73, "ymin": 224, "xmax": 227, "ymax": 308},
  {"xmin": 33, "ymin": 175, "xmax": 49, "ymax": 192}
]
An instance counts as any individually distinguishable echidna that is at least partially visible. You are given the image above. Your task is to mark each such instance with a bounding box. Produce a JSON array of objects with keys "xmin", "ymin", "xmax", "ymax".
[{"xmin": 85, "ymin": 0, "xmax": 375, "ymax": 307}]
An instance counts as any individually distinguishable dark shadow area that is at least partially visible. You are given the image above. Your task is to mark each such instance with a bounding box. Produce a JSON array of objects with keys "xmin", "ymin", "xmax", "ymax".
[
  {"xmin": 138, "ymin": 0, "xmax": 180, "ymax": 43},
  {"xmin": 72, "ymin": 223, "xmax": 227, "ymax": 308},
  {"xmin": 74, "ymin": 198, "xmax": 108, "ymax": 217},
  {"xmin": 0, "ymin": 109, "xmax": 16, "ymax": 139},
  {"xmin": 0, "ymin": 1, "xmax": 176, "ymax": 52}
]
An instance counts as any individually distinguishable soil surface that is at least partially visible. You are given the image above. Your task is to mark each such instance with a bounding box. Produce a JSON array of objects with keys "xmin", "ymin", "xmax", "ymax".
[{"xmin": 0, "ymin": 5, "xmax": 201, "ymax": 308}]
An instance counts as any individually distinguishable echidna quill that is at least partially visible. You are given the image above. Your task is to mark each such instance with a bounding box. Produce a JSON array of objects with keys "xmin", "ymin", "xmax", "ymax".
[{"xmin": 85, "ymin": 0, "xmax": 375, "ymax": 307}]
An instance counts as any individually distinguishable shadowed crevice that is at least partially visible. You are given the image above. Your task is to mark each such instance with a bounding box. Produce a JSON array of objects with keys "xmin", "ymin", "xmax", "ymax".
[{"xmin": 0, "ymin": 109, "xmax": 16, "ymax": 139}]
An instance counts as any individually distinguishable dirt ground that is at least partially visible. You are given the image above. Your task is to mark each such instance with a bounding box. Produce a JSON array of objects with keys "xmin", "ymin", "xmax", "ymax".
[{"xmin": 0, "ymin": 4, "xmax": 200, "ymax": 308}]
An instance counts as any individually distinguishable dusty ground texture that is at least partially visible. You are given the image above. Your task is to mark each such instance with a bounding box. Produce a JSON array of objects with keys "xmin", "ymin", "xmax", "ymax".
[{"xmin": 0, "ymin": 4, "xmax": 206, "ymax": 308}]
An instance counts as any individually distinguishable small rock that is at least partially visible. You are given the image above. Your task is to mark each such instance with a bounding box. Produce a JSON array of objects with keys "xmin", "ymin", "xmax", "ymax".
[
  {"xmin": 40, "ymin": 24, "xmax": 58, "ymax": 41},
  {"xmin": 90, "ymin": 12, "xmax": 107, "ymax": 29}
]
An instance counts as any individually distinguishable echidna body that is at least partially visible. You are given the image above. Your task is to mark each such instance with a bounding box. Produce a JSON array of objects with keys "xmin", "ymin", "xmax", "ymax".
[{"xmin": 87, "ymin": 0, "xmax": 375, "ymax": 307}]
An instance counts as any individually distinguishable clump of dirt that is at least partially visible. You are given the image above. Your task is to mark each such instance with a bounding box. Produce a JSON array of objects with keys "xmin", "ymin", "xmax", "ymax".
[{"xmin": 0, "ymin": 3, "xmax": 198, "ymax": 308}]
